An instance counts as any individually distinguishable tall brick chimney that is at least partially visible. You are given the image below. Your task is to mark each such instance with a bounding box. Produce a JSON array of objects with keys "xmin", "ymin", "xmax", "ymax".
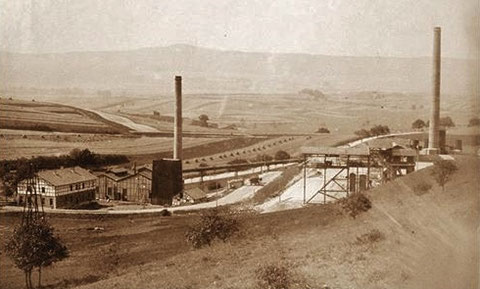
[
  {"xmin": 174, "ymin": 76, "xmax": 182, "ymax": 160},
  {"xmin": 428, "ymin": 27, "xmax": 441, "ymax": 154}
]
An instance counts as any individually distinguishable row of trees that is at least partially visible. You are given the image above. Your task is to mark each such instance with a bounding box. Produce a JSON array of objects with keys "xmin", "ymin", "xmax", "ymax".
[
  {"xmin": 354, "ymin": 125, "xmax": 390, "ymax": 138},
  {"xmin": 411, "ymin": 116, "xmax": 455, "ymax": 129}
]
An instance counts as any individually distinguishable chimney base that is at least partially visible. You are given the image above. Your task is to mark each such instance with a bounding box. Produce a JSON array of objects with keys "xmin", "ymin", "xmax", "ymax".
[{"xmin": 424, "ymin": 148, "xmax": 440, "ymax": 155}]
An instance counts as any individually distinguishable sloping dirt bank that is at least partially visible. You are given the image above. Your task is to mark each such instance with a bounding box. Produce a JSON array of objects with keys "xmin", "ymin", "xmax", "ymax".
[
  {"xmin": 1, "ymin": 156, "xmax": 477, "ymax": 289},
  {"xmin": 71, "ymin": 156, "xmax": 478, "ymax": 289}
]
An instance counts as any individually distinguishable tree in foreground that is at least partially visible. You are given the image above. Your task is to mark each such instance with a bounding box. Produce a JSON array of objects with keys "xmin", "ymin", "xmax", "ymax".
[
  {"xmin": 431, "ymin": 160, "xmax": 458, "ymax": 191},
  {"xmin": 5, "ymin": 218, "xmax": 69, "ymax": 288},
  {"xmin": 5, "ymin": 167, "xmax": 69, "ymax": 289}
]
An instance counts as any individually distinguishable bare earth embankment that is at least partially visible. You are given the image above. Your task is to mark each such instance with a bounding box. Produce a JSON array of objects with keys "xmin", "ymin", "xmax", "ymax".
[{"xmin": 1, "ymin": 156, "xmax": 477, "ymax": 289}]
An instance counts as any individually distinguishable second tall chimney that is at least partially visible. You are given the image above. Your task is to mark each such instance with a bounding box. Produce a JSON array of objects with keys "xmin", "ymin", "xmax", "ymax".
[
  {"xmin": 174, "ymin": 76, "xmax": 182, "ymax": 160},
  {"xmin": 428, "ymin": 27, "xmax": 441, "ymax": 153}
]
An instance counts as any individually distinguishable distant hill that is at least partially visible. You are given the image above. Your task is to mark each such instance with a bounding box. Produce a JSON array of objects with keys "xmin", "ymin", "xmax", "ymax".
[{"xmin": 0, "ymin": 44, "xmax": 477, "ymax": 95}]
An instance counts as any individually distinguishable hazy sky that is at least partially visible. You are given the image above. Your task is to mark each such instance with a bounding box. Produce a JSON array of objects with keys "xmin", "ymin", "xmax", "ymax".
[{"xmin": 1, "ymin": 0, "xmax": 478, "ymax": 58}]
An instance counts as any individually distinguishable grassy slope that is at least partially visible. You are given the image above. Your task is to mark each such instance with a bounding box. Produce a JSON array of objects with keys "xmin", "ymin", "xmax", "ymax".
[
  {"xmin": 74, "ymin": 156, "xmax": 477, "ymax": 289},
  {"xmin": 0, "ymin": 156, "xmax": 477, "ymax": 289}
]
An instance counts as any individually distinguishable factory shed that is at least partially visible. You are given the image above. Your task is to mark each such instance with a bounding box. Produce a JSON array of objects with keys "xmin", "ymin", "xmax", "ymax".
[{"xmin": 97, "ymin": 167, "xmax": 151, "ymax": 203}]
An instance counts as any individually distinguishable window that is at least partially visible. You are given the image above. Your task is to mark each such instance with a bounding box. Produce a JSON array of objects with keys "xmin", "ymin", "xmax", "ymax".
[
  {"xmin": 49, "ymin": 199, "xmax": 53, "ymax": 206},
  {"xmin": 41, "ymin": 198, "xmax": 45, "ymax": 205},
  {"xmin": 41, "ymin": 187, "xmax": 45, "ymax": 193},
  {"xmin": 70, "ymin": 185, "xmax": 73, "ymax": 191},
  {"xmin": 82, "ymin": 183, "xmax": 85, "ymax": 189}
]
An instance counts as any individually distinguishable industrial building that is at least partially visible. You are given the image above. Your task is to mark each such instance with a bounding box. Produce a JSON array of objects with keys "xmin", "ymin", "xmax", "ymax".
[
  {"xmin": 97, "ymin": 167, "xmax": 152, "ymax": 203},
  {"xmin": 17, "ymin": 166, "xmax": 97, "ymax": 209}
]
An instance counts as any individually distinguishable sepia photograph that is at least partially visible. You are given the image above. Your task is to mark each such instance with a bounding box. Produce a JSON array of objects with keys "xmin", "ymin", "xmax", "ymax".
[{"xmin": 0, "ymin": 1, "xmax": 479, "ymax": 288}]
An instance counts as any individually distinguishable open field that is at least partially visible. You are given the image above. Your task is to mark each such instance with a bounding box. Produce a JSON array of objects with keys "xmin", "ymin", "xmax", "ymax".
[
  {"xmin": 0, "ymin": 130, "xmax": 224, "ymax": 160},
  {"xmin": 89, "ymin": 92, "xmax": 478, "ymax": 135},
  {"xmin": 0, "ymin": 156, "xmax": 477, "ymax": 289},
  {"xmin": 0, "ymin": 99, "xmax": 129, "ymax": 134}
]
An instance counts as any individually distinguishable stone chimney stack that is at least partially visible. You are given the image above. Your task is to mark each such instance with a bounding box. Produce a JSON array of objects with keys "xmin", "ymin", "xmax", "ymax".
[
  {"xmin": 174, "ymin": 76, "xmax": 182, "ymax": 160},
  {"xmin": 428, "ymin": 27, "xmax": 441, "ymax": 154}
]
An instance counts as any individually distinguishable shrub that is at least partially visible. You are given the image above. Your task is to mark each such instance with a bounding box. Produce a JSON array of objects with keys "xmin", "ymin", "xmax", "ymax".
[
  {"xmin": 274, "ymin": 150, "xmax": 290, "ymax": 160},
  {"xmin": 254, "ymin": 154, "xmax": 273, "ymax": 162},
  {"xmin": 256, "ymin": 264, "xmax": 293, "ymax": 289},
  {"xmin": 354, "ymin": 129, "xmax": 371, "ymax": 138},
  {"xmin": 355, "ymin": 229, "xmax": 385, "ymax": 245},
  {"xmin": 227, "ymin": 158, "xmax": 248, "ymax": 165},
  {"xmin": 413, "ymin": 182, "xmax": 432, "ymax": 195},
  {"xmin": 340, "ymin": 192, "xmax": 371, "ymax": 218},
  {"xmin": 431, "ymin": 160, "xmax": 458, "ymax": 191},
  {"xmin": 412, "ymin": 119, "xmax": 426, "ymax": 129},
  {"xmin": 468, "ymin": 117, "xmax": 480, "ymax": 127},
  {"xmin": 185, "ymin": 209, "xmax": 239, "ymax": 248},
  {"xmin": 316, "ymin": 127, "xmax": 330, "ymax": 133}
]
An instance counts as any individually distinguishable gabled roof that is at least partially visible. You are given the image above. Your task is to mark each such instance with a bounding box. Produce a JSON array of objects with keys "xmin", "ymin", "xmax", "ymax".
[
  {"xmin": 37, "ymin": 166, "xmax": 96, "ymax": 186},
  {"xmin": 137, "ymin": 164, "xmax": 152, "ymax": 172},
  {"xmin": 184, "ymin": 187, "xmax": 207, "ymax": 200}
]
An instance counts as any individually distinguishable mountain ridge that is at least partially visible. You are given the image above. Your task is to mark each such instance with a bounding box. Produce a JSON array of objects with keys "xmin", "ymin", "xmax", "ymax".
[{"xmin": 1, "ymin": 44, "xmax": 477, "ymax": 95}]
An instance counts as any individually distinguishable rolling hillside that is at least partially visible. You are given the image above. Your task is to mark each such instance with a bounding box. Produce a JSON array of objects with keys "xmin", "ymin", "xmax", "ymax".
[{"xmin": 1, "ymin": 44, "xmax": 477, "ymax": 95}]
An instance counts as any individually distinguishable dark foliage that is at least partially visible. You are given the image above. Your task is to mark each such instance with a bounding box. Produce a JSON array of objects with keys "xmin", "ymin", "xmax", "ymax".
[
  {"xmin": 316, "ymin": 127, "xmax": 330, "ymax": 133},
  {"xmin": 185, "ymin": 209, "xmax": 239, "ymax": 248},
  {"xmin": 274, "ymin": 150, "xmax": 290, "ymax": 160},
  {"xmin": 340, "ymin": 192, "xmax": 372, "ymax": 218},
  {"xmin": 468, "ymin": 117, "xmax": 480, "ymax": 127},
  {"xmin": 227, "ymin": 158, "xmax": 249, "ymax": 165},
  {"xmin": 5, "ymin": 218, "xmax": 69, "ymax": 288},
  {"xmin": 256, "ymin": 264, "xmax": 293, "ymax": 289},
  {"xmin": 411, "ymin": 119, "xmax": 427, "ymax": 129},
  {"xmin": 431, "ymin": 160, "xmax": 458, "ymax": 191}
]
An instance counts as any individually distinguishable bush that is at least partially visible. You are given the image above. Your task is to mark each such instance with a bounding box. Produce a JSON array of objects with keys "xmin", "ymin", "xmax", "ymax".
[
  {"xmin": 413, "ymin": 182, "xmax": 432, "ymax": 195},
  {"xmin": 274, "ymin": 150, "xmax": 290, "ymax": 160},
  {"xmin": 369, "ymin": 125, "xmax": 390, "ymax": 136},
  {"xmin": 355, "ymin": 229, "xmax": 385, "ymax": 245},
  {"xmin": 316, "ymin": 127, "xmax": 330, "ymax": 133},
  {"xmin": 340, "ymin": 192, "xmax": 372, "ymax": 218},
  {"xmin": 468, "ymin": 117, "xmax": 480, "ymax": 127},
  {"xmin": 227, "ymin": 158, "xmax": 248, "ymax": 165},
  {"xmin": 185, "ymin": 209, "xmax": 239, "ymax": 248},
  {"xmin": 254, "ymin": 154, "xmax": 273, "ymax": 162},
  {"xmin": 412, "ymin": 119, "xmax": 426, "ymax": 129},
  {"xmin": 256, "ymin": 264, "xmax": 293, "ymax": 289},
  {"xmin": 354, "ymin": 129, "xmax": 371, "ymax": 138}
]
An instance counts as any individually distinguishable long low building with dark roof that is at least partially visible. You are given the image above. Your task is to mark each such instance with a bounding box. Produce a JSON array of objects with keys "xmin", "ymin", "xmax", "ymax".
[{"xmin": 17, "ymin": 166, "xmax": 97, "ymax": 209}]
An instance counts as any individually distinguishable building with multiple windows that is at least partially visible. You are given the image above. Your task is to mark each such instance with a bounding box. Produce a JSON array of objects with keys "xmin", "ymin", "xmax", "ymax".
[
  {"xmin": 17, "ymin": 166, "xmax": 97, "ymax": 209},
  {"xmin": 97, "ymin": 167, "xmax": 152, "ymax": 203}
]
